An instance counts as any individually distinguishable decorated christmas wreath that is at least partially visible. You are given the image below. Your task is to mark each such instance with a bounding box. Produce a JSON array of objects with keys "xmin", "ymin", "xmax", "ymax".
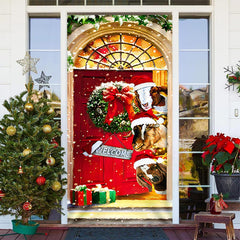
[{"xmin": 87, "ymin": 81, "xmax": 135, "ymax": 133}]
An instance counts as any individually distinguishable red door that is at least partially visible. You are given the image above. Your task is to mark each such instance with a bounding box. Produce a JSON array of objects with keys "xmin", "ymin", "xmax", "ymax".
[{"xmin": 73, "ymin": 70, "xmax": 152, "ymax": 196}]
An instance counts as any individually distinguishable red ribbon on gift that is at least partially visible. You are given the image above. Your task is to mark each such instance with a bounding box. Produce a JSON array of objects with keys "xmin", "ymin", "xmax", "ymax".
[
  {"xmin": 219, "ymin": 198, "xmax": 228, "ymax": 209},
  {"xmin": 102, "ymin": 85, "xmax": 134, "ymax": 125}
]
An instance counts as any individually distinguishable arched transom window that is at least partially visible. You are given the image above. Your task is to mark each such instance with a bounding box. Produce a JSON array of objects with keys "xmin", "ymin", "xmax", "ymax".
[{"xmin": 74, "ymin": 33, "xmax": 167, "ymax": 70}]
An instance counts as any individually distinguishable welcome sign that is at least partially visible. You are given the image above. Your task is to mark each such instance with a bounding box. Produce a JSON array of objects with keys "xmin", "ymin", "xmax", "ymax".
[{"xmin": 93, "ymin": 145, "xmax": 133, "ymax": 160}]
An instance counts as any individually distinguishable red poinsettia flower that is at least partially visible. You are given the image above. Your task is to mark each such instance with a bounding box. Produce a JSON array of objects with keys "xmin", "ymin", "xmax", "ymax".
[
  {"xmin": 201, "ymin": 150, "xmax": 210, "ymax": 159},
  {"xmin": 224, "ymin": 141, "xmax": 235, "ymax": 154},
  {"xmin": 202, "ymin": 133, "xmax": 240, "ymax": 174},
  {"xmin": 216, "ymin": 164, "xmax": 223, "ymax": 171},
  {"xmin": 233, "ymin": 138, "xmax": 240, "ymax": 145}
]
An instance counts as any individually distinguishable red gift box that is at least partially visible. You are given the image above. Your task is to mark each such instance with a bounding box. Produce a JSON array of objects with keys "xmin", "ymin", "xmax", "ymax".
[
  {"xmin": 76, "ymin": 189, "xmax": 92, "ymax": 206},
  {"xmin": 71, "ymin": 185, "xmax": 92, "ymax": 206}
]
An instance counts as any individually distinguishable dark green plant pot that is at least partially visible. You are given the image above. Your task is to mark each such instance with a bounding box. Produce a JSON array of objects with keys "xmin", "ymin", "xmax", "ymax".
[
  {"xmin": 214, "ymin": 173, "xmax": 240, "ymax": 200},
  {"xmin": 12, "ymin": 219, "xmax": 39, "ymax": 235}
]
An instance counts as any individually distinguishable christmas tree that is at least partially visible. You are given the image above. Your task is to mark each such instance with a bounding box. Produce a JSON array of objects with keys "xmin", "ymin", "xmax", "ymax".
[{"xmin": 0, "ymin": 79, "xmax": 66, "ymax": 225}]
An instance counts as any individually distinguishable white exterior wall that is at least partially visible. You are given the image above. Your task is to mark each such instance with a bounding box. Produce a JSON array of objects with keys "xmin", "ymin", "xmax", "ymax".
[
  {"xmin": 0, "ymin": 0, "xmax": 240, "ymax": 229},
  {"xmin": 0, "ymin": 0, "xmax": 26, "ymax": 119},
  {"xmin": 0, "ymin": 0, "xmax": 11, "ymax": 120},
  {"xmin": 229, "ymin": 0, "xmax": 240, "ymax": 137},
  {"xmin": 0, "ymin": 0, "xmax": 27, "ymax": 229}
]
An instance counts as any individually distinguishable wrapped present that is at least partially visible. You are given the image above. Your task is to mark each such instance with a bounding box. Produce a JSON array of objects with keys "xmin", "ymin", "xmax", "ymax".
[
  {"xmin": 92, "ymin": 184, "xmax": 106, "ymax": 204},
  {"xmin": 70, "ymin": 189, "xmax": 77, "ymax": 205},
  {"xmin": 109, "ymin": 189, "xmax": 116, "ymax": 203},
  {"xmin": 71, "ymin": 185, "xmax": 92, "ymax": 206},
  {"xmin": 92, "ymin": 184, "xmax": 116, "ymax": 204}
]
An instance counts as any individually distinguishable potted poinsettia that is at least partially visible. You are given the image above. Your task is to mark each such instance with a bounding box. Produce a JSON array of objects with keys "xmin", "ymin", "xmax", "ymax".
[{"xmin": 202, "ymin": 133, "xmax": 240, "ymax": 199}]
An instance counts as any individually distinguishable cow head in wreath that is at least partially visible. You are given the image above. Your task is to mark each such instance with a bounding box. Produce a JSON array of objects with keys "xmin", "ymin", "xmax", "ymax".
[
  {"xmin": 133, "ymin": 150, "xmax": 167, "ymax": 194},
  {"xmin": 131, "ymin": 75, "xmax": 167, "ymax": 113},
  {"xmin": 131, "ymin": 111, "xmax": 167, "ymax": 152}
]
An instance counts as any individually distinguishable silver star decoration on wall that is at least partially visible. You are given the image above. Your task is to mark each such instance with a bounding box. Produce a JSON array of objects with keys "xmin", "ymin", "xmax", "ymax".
[
  {"xmin": 34, "ymin": 71, "xmax": 52, "ymax": 90},
  {"xmin": 16, "ymin": 52, "xmax": 40, "ymax": 75}
]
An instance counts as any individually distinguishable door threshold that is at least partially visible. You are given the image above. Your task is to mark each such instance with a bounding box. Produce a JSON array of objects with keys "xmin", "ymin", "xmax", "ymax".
[{"xmin": 67, "ymin": 218, "xmax": 173, "ymax": 226}]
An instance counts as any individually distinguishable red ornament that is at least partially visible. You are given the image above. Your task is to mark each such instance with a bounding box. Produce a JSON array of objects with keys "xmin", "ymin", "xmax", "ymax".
[
  {"xmin": 36, "ymin": 176, "xmax": 46, "ymax": 185},
  {"xmin": 23, "ymin": 201, "xmax": 32, "ymax": 211},
  {"xmin": 51, "ymin": 139, "xmax": 59, "ymax": 148},
  {"xmin": 0, "ymin": 189, "xmax": 5, "ymax": 199}
]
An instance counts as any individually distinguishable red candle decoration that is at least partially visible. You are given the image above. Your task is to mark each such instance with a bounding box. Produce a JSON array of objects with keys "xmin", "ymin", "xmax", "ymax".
[
  {"xmin": 36, "ymin": 175, "xmax": 46, "ymax": 185},
  {"xmin": 23, "ymin": 201, "xmax": 32, "ymax": 211}
]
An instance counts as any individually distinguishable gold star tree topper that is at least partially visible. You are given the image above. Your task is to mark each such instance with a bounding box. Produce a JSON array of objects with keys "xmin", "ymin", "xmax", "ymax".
[{"xmin": 16, "ymin": 52, "xmax": 40, "ymax": 75}]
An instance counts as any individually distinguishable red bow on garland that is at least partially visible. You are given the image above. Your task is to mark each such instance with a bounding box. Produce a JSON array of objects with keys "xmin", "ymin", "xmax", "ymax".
[{"xmin": 102, "ymin": 85, "xmax": 134, "ymax": 125}]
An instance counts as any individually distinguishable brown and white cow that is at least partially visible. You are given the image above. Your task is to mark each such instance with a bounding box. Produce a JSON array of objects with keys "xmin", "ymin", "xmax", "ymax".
[
  {"xmin": 131, "ymin": 75, "xmax": 167, "ymax": 114},
  {"xmin": 133, "ymin": 151, "xmax": 167, "ymax": 193},
  {"xmin": 132, "ymin": 123, "xmax": 167, "ymax": 152}
]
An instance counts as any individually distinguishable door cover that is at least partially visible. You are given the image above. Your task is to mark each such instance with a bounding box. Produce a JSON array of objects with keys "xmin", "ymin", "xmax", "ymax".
[{"xmin": 73, "ymin": 70, "xmax": 153, "ymax": 196}]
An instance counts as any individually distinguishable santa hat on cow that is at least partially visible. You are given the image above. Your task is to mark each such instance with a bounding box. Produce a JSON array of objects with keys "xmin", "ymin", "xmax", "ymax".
[
  {"xmin": 131, "ymin": 75, "xmax": 156, "ymax": 91},
  {"xmin": 82, "ymin": 141, "xmax": 103, "ymax": 157},
  {"xmin": 131, "ymin": 111, "xmax": 158, "ymax": 130},
  {"xmin": 131, "ymin": 110, "xmax": 164, "ymax": 139},
  {"xmin": 133, "ymin": 150, "xmax": 165, "ymax": 169}
]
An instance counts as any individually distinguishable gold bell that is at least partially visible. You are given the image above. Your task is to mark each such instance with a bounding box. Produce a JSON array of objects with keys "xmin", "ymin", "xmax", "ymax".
[{"xmin": 18, "ymin": 166, "xmax": 23, "ymax": 174}]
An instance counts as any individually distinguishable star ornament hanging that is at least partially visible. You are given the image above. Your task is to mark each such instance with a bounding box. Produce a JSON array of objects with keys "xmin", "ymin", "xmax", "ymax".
[
  {"xmin": 34, "ymin": 71, "xmax": 52, "ymax": 90},
  {"xmin": 16, "ymin": 52, "xmax": 40, "ymax": 75}
]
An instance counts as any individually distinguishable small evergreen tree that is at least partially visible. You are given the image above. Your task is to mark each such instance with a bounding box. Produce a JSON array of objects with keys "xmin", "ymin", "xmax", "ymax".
[{"xmin": 0, "ymin": 80, "xmax": 66, "ymax": 224}]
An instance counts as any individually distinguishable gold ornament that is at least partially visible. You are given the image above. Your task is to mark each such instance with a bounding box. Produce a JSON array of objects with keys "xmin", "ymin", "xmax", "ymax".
[
  {"xmin": 43, "ymin": 124, "xmax": 52, "ymax": 133},
  {"xmin": 52, "ymin": 181, "xmax": 61, "ymax": 191},
  {"xmin": 24, "ymin": 102, "xmax": 34, "ymax": 112},
  {"xmin": 23, "ymin": 148, "xmax": 31, "ymax": 156},
  {"xmin": 46, "ymin": 156, "xmax": 55, "ymax": 166},
  {"xmin": 6, "ymin": 126, "xmax": 16, "ymax": 136},
  {"xmin": 47, "ymin": 107, "xmax": 54, "ymax": 115}
]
